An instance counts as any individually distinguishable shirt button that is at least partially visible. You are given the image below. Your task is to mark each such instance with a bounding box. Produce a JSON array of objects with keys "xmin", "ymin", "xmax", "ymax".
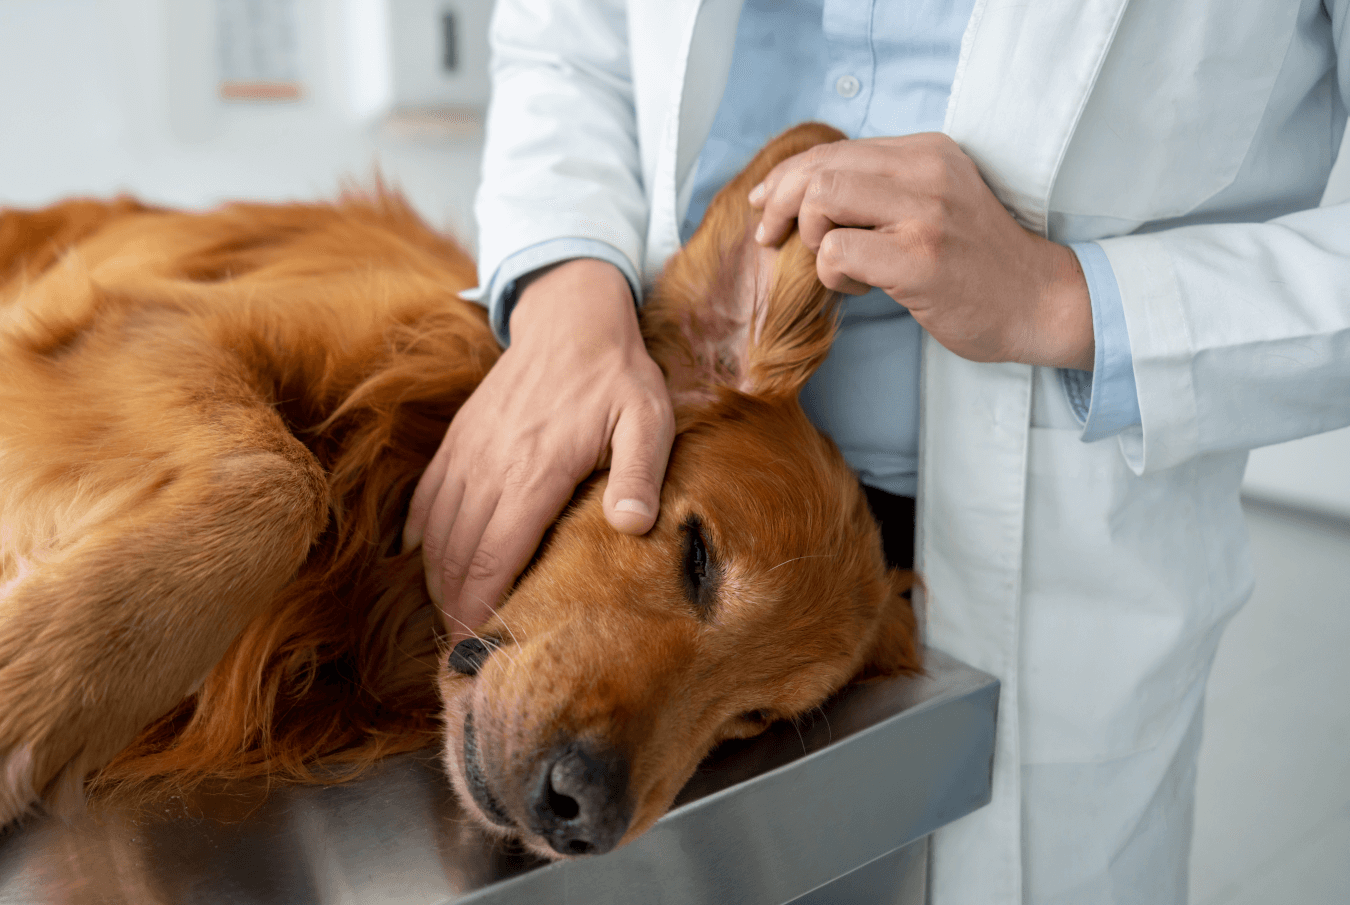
[{"xmin": 835, "ymin": 75, "xmax": 861, "ymax": 98}]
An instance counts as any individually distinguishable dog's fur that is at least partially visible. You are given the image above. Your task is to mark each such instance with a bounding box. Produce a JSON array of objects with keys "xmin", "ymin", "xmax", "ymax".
[{"xmin": 0, "ymin": 123, "xmax": 920, "ymax": 857}]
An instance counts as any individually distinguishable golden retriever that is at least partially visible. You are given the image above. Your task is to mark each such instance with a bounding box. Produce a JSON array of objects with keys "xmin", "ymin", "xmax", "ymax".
[{"xmin": 0, "ymin": 122, "xmax": 920, "ymax": 859}]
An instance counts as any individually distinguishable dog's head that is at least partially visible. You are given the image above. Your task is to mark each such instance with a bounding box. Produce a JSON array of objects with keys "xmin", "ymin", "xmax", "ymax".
[{"xmin": 437, "ymin": 124, "xmax": 921, "ymax": 859}]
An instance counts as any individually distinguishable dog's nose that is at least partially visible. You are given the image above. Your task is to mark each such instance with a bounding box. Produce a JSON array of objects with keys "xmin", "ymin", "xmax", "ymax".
[{"xmin": 526, "ymin": 741, "xmax": 632, "ymax": 856}]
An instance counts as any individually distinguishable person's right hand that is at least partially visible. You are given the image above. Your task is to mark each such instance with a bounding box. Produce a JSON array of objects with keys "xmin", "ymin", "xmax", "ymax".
[{"xmin": 403, "ymin": 258, "xmax": 675, "ymax": 641}]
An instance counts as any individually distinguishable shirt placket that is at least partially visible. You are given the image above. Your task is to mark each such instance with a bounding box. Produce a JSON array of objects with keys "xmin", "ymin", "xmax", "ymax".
[{"xmin": 818, "ymin": 0, "xmax": 877, "ymax": 137}]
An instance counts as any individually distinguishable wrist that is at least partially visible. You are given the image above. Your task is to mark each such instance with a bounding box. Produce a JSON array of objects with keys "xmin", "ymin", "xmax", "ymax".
[
  {"xmin": 1035, "ymin": 242, "xmax": 1094, "ymax": 371},
  {"xmin": 511, "ymin": 259, "xmax": 634, "ymax": 336},
  {"xmin": 510, "ymin": 258, "xmax": 641, "ymax": 358}
]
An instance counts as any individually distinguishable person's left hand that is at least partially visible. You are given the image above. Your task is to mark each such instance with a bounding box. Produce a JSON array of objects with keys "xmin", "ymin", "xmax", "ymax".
[{"xmin": 749, "ymin": 132, "xmax": 1094, "ymax": 371}]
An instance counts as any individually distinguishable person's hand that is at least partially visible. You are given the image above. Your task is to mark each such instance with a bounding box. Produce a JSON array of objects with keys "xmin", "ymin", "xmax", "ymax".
[
  {"xmin": 403, "ymin": 259, "xmax": 675, "ymax": 641},
  {"xmin": 749, "ymin": 133, "xmax": 1094, "ymax": 371}
]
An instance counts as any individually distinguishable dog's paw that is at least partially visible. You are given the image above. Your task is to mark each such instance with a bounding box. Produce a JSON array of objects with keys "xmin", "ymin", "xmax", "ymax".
[
  {"xmin": 0, "ymin": 589, "xmax": 173, "ymax": 828},
  {"xmin": 0, "ymin": 660, "xmax": 111, "ymax": 827},
  {"xmin": 0, "ymin": 737, "xmax": 113, "ymax": 830}
]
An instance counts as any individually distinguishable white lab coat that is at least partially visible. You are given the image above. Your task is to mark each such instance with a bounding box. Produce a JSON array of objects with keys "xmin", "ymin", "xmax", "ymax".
[{"xmin": 474, "ymin": 1, "xmax": 1350, "ymax": 902}]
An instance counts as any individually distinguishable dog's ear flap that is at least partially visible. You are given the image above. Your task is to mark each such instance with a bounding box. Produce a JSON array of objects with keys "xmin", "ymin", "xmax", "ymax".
[
  {"xmin": 853, "ymin": 569, "xmax": 923, "ymax": 683},
  {"xmin": 643, "ymin": 122, "xmax": 847, "ymax": 406}
]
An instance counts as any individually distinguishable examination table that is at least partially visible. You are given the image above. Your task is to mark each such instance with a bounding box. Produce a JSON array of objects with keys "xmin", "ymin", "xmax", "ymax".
[{"xmin": 0, "ymin": 648, "xmax": 996, "ymax": 904}]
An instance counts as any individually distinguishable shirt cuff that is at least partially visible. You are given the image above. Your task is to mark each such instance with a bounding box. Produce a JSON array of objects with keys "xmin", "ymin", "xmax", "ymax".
[
  {"xmin": 1060, "ymin": 241, "xmax": 1142, "ymax": 442},
  {"xmin": 473, "ymin": 238, "xmax": 642, "ymax": 347}
]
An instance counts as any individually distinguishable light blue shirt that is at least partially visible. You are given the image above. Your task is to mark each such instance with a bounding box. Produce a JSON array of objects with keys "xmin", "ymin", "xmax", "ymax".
[{"xmin": 483, "ymin": 0, "xmax": 1141, "ymax": 496}]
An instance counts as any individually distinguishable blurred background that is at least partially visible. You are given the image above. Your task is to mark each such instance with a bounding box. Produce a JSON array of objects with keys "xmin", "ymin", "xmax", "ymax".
[
  {"xmin": 0, "ymin": 0, "xmax": 489, "ymax": 238},
  {"xmin": 1, "ymin": 1, "xmax": 1347, "ymax": 902}
]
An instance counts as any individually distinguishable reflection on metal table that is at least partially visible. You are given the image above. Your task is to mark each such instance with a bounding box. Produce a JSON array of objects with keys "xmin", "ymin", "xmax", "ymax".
[{"xmin": 0, "ymin": 647, "xmax": 996, "ymax": 905}]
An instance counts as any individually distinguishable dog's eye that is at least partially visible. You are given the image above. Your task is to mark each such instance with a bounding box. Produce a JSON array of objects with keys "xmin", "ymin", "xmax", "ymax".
[
  {"xmin": 680, "ymin": 515, "xmax": 718, "ymax": 613},
  {"xmin": 738, "ymin": 709, "xmax": 771, "ymax": 725}
]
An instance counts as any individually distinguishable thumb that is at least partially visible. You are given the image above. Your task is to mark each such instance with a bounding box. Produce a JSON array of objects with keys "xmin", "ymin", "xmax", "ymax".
[{"xmin": 603, "ymin": 401, "xmax": 673, "ymax": 534}]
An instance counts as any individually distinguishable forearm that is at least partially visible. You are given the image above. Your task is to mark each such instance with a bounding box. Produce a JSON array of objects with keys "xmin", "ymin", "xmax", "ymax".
[{"xmin": 475, "ymin": 0, "xmax": 648, "ymax": 312}]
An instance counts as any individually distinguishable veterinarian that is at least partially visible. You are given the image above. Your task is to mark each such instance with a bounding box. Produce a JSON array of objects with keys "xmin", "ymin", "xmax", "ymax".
[{"xmin": 404, "ymin": 1, "xmax": 1350, "ymax": 902}]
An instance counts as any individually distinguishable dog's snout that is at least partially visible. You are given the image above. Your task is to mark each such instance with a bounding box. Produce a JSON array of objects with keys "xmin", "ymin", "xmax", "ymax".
[{"xmin": 527, "ymin": 741, "xmax": 632, "ymax": 857}]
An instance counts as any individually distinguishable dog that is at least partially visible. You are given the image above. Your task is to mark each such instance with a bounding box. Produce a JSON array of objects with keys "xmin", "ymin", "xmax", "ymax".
[{"xmin": 0, "ymin": 122, "xmax": 921, "ymax": 859}]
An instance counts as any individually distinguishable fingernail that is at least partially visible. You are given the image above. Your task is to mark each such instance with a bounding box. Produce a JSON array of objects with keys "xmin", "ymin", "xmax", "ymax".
[
  {"xmin": 615, "ymin": 499, "xmax": 652, "ymax": 517},
  {"xmin": 754, "ymin": 222, "xmax": 766, "ymax": 243},
  {"xmin": 748, "ymin": 182, "xmax": 766, "ymax": 205}
]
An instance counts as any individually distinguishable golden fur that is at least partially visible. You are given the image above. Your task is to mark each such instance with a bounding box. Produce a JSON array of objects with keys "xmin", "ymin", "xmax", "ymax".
[{"xmin": 0, "ymin": 123, "xmax": 920, "ymax": 856}]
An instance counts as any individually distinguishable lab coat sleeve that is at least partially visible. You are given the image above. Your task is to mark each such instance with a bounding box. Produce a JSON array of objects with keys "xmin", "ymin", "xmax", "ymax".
[
  {"xmin": 1101, "ymin": 198, "xmax": 1350, "ymax": 475},
  {"xmin": 1099, "ymin": 0, "xmax": 1350, "ymax": 474},
  {"xmin": 473, "ymin": 0, "xmax": 648, "ymax": 304}
]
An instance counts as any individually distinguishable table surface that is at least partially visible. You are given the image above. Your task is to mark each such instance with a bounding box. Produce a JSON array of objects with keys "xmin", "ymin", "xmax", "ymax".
[{"xmin": 0, "ymin": 648, "xmax": 997, "ymax": 905}]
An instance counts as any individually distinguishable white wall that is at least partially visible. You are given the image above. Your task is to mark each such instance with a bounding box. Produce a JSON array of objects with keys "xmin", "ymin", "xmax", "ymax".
[
  {"xmin": 1240, "ymin": 125, "xmax": 1350, "ymax": 521},
  {"xmin": 0, "ymin": 0, "xmax": 486, "ymax": 240}
]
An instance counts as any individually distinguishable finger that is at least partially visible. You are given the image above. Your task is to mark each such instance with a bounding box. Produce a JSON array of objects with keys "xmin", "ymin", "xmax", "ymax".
[
  {"xmin": 403, "ymin": 440, "xmax": 452, "ymax": 551},
  {"xmin": 833, "ymin": 273, "xmax": 873, "ymax": 295},
  {"xmin": 796, "ymin": 171, "xmax": 932, "ymax": 254},
  {"xmin": 419, "ymin": 473, "xmax": 469, "ymax": 606},
  {"xmin": 602, "ymin": 396, "xmax": 675, "ymax": 534},
  {"xmin": 451, "ymin": 479, "xmax": 575, "ymax": 643},
  {"xmin": 816, "ymin": 228, "xmax": 906, "ymax": 297},
  {"xmin": 753, "ymin": 142, "xmax": 898, "ymax": 247},
  {"xmin": 434, "ymin": 484, "xmax": 501, "ymax": 620},
  {"xmin": 755, "ymin": 138, "xmax": 948, "ymax": 248},
  {"xmin": 753, "ymin": 151, "xmax": 822, "ymax": 248},
  {"xmin": 748, "ymin": 144, "xmax": 808, "ymax": 209}
]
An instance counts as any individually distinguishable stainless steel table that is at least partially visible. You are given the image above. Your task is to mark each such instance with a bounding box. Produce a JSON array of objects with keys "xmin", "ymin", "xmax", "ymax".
[{"xmin": 0, "ymin": 648, "xmax": 997, "ymax": 905}]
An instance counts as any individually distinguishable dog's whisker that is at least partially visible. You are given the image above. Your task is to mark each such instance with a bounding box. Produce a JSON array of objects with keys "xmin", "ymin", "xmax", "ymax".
[
  {"xmin": 440, "ymin": 613, "xmax": 502, "ymax": 661},
  {"xmin": 391, "ymin": 633, "xmax": 439, "ymax": 672},
  {"xmin": 496, "ymin": 624, "xmax": 530, "ymax": 677},
  {"xmin": 501, "ymin": 618, "xmax": 545, "ymax": 704},
  {"xmin": 814, "ymin": 705, "xmax": 833, "ymax": 747},
  {"xmin": 764, "ymin": 553, "xmax": 834, "ymax": 574},
  {"xmin": 489, "ymin": 608, "xmax": 524, "ymax": 654},
  {"xmin": 444, "ymin": 598, "xmax": 525, "ymax": 673},
  {"xmin": 789, "ymin": 714, "xmax": 808, "ymax": 757}
]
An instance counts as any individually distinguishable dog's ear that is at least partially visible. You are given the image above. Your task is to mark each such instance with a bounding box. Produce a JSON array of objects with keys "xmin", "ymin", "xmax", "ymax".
[
  {"xmin": 853, "ymin": 569, "xmax": 923, "ymax": 682},
  {"xmin": 643, "ymin": 122, "xmax": 847, "ymax": 406}
]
